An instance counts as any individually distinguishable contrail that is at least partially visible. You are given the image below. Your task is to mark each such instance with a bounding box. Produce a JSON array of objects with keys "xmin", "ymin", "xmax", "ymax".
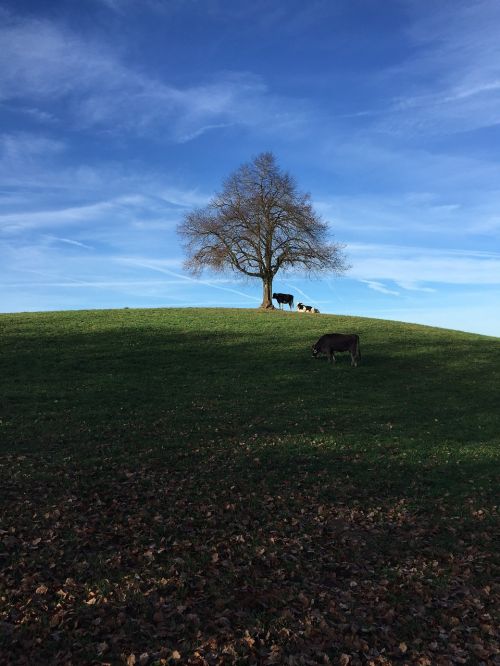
[
  {"xmin": 118, "ymin": 258, "xmax": 261, "ymax": 303},
  {"xmin": 282, "ymin": 280, "xmax": 315, "ymax": 305}
]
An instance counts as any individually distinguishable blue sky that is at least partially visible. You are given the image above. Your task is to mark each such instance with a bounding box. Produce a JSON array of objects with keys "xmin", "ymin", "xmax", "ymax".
[{"xmin": 1, "ymin": 0, "xmax": 500, "ymax": 336}]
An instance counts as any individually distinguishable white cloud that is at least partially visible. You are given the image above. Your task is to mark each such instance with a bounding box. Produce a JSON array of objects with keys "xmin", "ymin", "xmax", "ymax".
[
  {"xmin": 0, "ymin": 182, "xmax": 208, "ymax": 236},
  {"xmin": 371, "ymin": 0, "xmax": 500, "ymax": 135},
  {"xmin": 158, "ymin": 187, "xmax": 209, "ymax": 208},
  {"xmin": 116, "ymin": 257, "xmax": 261, "ymax": 302},
  {"xmin": 280, "ymin": 281, "xmax": 316, "ymax": 304},
  {"xmin": 0, "ymin": 14, "xmax": 306, "ymax": 141},
  {"xmin": 92, "ymin": 0, "xmax": 174, "ymax": 13},
  {"xmin": 361, "ymin": 280, "xmax": 399, "ymax": 296},
  {"xmin": 0, "ymin": 132, "xmax": 65, "ymax": 163},
  {"xmin": 45, "ymin": 236, "xmax": 93, "ymax": 249},
  {"xmin": 349, "ymin": 243, "xmax": 500, "ymax": 287},
  {"xmin": 2, "ymin": 279, "xmax": 203, "ymax": 289},
  {"xmin": 394, "ymin": 281, "xmax": 435, "ymax": 293},
  {"xmin": 0, "ymin": 135, "xmax": 212, "ymax": 223},
  {"xmin": 0, "ymin": 200, "xmax": 119, "ymax": 233},
  {"xmin": 316, "ymin": 180, "xmax": 500, "ymax": 242}
]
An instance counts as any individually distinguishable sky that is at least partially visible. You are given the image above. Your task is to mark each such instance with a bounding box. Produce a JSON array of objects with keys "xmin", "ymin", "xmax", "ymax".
[{"xmin": 1, "ymin": 0, "xmax": 500, "ymax": 336}]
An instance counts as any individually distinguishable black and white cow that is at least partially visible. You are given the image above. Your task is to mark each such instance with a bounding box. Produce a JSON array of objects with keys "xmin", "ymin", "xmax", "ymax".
[
  {"xmin": 272, "ymin": 292, "xmax": 294, "ymax": 310},
  {"xmin": 312, "ymin": 333, "xmax": 361, "ymax": 367},
  {"xmin": 297, "ymin": 302, "xmax": 320, "ymax": 313}
]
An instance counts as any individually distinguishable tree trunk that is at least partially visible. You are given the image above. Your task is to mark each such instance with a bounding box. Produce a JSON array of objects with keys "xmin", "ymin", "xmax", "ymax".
[{"xmin": 260, "ymin": 276, "xmax": 274, "ymax": 309}]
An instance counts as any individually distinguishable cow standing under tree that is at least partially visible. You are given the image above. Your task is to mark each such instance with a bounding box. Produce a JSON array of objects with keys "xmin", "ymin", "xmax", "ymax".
[
  {"xmin": 312, "ymin": 333, "xmax": 361, "ymax": 367},
  {"xmin": 273, "ymin": 292, "xmax": 294, "ymax": 310},
  {"xmin": 177, "ymin": 152, "xmax": 348, "ymax": 309}
]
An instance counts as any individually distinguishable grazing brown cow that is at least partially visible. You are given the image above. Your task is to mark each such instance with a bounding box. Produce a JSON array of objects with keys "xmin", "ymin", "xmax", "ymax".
[{"xmin": 312, "ymin": 333, "xmax": 361, "ymax": 367}]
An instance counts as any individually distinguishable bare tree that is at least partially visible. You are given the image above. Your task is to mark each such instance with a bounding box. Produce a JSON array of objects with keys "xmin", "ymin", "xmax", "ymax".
[{"xmin": 177, "ymin": 152, "xmax": 348, "ymax": 308}]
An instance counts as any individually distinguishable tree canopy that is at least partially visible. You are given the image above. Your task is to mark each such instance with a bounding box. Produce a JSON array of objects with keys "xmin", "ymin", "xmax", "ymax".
[{"xmin": 177, "ymin": 152, "xmax": 348, "ymax": 308}]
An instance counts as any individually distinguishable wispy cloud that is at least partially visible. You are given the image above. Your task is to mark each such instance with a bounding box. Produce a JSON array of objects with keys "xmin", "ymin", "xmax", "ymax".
[
  {"xmin": 0, "ymin": 132, "xmax": 65, "ymax": 163},
  {"xmin": 0, "ymin": 200, "xmax": 120, "ymax": 233},
  {"xmin": 370, "ymin": 0, "xmax": 500, "ymax": 135},
  {"xmin": 93, "ymin": 0, "xmax": 335, "ymax": 38},
  {"xmin": 0, "ymin": 13, "xmax": 306, "ymax": 141},
  {"xmin": 157, "ymin": 188, "xmax": 209, "ymax": 209},
  {"xmin": 117, "ymin": 257, "xmax": 261, "ymax": 302},
  {"xmin": 1, "ymin": 279, "xmax": 207, "ymax": 289},
  {"xmin": 45, "ymin": 236, "xmax": 93, "ymax": 250},
  {"xmin": 280, "ymin": 280, "xmax": 316, "ymax": 305},
  {"xmin": 0, "ymin": 135, "xmax": 211, "ymax": 221},
  {"xmin": 349, "ymin": 243, "xmax": 500, "ymax": 287},
  {"xmin": 91, "ymin": 0, "xmax": 176, "ymax": 13},
  {"xmin": 0, "ymin": 186, "xmax": 206, "ymax": 235},
  {"xmin": 361, "ymin": 280, "xmax": 399, "ymax": 296},
  {"xmin": 315, "ymin": 167, "xmax": 500, "ymax": 246}
]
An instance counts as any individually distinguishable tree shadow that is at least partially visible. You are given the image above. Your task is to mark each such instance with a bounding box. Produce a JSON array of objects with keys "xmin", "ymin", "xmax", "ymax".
[
  {"xmin": 1, "ymin": 317, "xmax": 499, "ymax": 663},
  {"xmin": 2, "ymin": 325, "xmax": 500, "ymax": 450}
]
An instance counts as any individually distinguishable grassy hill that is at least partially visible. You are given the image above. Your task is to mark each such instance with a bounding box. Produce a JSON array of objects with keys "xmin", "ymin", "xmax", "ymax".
[{"xmin": 1, "ymin": 308, "xmax": 499, "ymax": 664}]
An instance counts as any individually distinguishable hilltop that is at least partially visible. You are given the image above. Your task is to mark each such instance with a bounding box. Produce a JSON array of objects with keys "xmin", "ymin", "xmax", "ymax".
[{"xmin": 1, "ymin": 308, "xmax": 499, "ymax": 664}]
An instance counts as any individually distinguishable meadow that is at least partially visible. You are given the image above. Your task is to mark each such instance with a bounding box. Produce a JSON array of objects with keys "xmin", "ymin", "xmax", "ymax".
[{"xmin": 1, "ymin": 307, "xmax": 499, "ymax": 664}]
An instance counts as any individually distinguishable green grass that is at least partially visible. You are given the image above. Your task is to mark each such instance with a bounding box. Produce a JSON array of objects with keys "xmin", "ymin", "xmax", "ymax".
[{"xmin": 1, "ymin": 307, "xmax": 499, "ymax": 664}]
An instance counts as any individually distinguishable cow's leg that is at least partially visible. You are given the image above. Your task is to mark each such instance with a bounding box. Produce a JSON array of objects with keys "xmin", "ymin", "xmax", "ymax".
[
  {"xmin": 350, "ymin": 352, "xmax": 357, "ymax": 367},
  {"xmin": 328, "ymin": 351, "xmax": 336, "ymax": 364}
]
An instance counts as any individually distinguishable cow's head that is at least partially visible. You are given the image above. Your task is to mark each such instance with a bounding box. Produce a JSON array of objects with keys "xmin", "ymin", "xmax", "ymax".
[
  {"xmin": 272, "ymin": 293, "xmax": 277, "ymax": 299},
  {"xmin": 311, "ymin": 344, "xmax": 319, "ymax": 358}
]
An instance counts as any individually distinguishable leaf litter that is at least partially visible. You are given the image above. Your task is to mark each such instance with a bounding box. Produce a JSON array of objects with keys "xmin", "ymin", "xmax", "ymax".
[{"xmin": 0, "ymin": 445, "xmax": 498, "ymax": 665}]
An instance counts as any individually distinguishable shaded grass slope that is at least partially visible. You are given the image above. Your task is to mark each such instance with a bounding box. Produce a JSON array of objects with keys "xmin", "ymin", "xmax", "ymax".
[{"xmin": 1, "ymin": 308, "xmax": 499, "ymax": 664}]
